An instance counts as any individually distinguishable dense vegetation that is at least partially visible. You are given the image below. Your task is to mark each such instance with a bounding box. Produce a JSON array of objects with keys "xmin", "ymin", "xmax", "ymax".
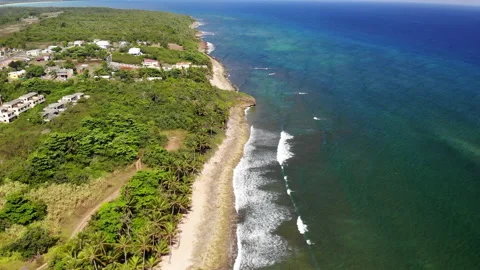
[
  {"xmin": 0, "ymin": 7, "xmax": 249, "ymax": 269},
  {"xmin": 0, "ymin": 7, "xmax": 200, "ymax": 50}
]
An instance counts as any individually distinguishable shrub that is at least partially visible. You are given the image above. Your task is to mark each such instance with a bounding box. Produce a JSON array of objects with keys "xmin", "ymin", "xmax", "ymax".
[
  {"xmin": 0, "ymin": 194, "xmax": 47, "ymax": 226},
  {"xmin": 2, "ymin": 227, "xmax": 58, "ymax": 259}
]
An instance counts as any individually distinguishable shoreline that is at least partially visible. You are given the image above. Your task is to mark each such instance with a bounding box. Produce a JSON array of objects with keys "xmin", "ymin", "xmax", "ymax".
[
  {"xmin": 159, "ymin": 101, "xmax": 254, "ymax": 270},
  {"xmin": 160, "ymin": 23, "xmax": 253, "ymax": 269}
]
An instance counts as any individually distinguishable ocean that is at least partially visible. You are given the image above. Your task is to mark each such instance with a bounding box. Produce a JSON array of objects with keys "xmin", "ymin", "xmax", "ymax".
[{"xmin": 12, "ymin": 1, "xmax": 480, "ymax": 269}]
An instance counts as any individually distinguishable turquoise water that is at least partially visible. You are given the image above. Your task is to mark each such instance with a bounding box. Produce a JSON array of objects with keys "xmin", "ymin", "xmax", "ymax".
[{"xmin": 13, "ymin": 1, "xmax": 480, "ymax": 269}]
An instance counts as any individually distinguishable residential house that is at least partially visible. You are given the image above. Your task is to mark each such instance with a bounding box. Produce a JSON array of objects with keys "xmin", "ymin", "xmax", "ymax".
[
  {"xmin": 174, "ymin": 62, "xmax": 192, "ymax": 69},
  {"xmin": 0, "ymin": 106, "xmax": 16, "ymax": 123},
  {"xmin": 8, "ymin": 70, "xmax": 26, "ymax": 80},
  {"xmin": 26, "ymin": 49, "xmax": 41, "ymax": 57},
  {"xmin": 47, "ymin": 45, "xmax": 59, "ymax": 53},
  {"xmin": 18, "ymin": 92, "xmax": 46, "ymax": 108},
  {"xmin": 42, "ymin": 93, "xmax": 86, "ymax": 122},
  {"xmin": 128, "ymin": 48, "xmax": 142, "ymax": 56},
  {"xmin": 60, "ymin": 93, "xmax": 84, "ymax": 103},
  {"xmin": 143, "ymin": 59, "xmax": 159, "ymax": 68},
  {"xmin": 2, "ymin": 99, "xmax": 30, "ymax": 116},
  {"xmin": 95, "ymin": 40, "xmax": 110, "ymax": 49},
  {"xmin": 74, "ymin": 40, "xmax": 85, "ymax": 47},
  {"xmin": 56, "ymin": 69, "xmax": 74, "ymax": 80}
]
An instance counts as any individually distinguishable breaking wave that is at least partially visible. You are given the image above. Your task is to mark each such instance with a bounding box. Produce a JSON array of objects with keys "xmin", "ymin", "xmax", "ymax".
[
  {"xmin": 233, "ymin": 127, "xmax": 291, "ymax": 269},
  {"xmin": 206, "ymin": 42, "xmax": 216, "ymax": 54}
]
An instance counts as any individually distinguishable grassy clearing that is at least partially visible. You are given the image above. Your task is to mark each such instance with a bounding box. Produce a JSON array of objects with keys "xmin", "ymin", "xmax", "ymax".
[{"xmin": 163, "ymin": 129, "xmax": 187, "ymax": 152}]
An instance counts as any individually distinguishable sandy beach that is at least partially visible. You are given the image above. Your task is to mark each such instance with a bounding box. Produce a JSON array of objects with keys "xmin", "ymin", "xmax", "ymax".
[
  {"xmin": 209, "ymin": 56, "xmax": 236, "ymax": 91},
  {"xmin": 159, "ymin": 100, "xmax": 254, "ymax": 270}
]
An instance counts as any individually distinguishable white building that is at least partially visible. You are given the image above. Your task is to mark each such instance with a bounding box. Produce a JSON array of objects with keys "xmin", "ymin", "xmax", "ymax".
[
  {"xmin": 174, "ymin": 62, "xmax": 192, "ymax": 69},
  {"xmin": 74, "ymin": 40, "xmax": 85, "ymax": 47},
  {"xmin": 43, "ymin": 93, "xmax": 86, "ymax": 122},
  {"xmin": 143, "ymin": 59, "xmax": 159, "ymax": 68},
  {"xmin": 0, "ymin": 106, "xmax": 16, "ymax": 123},
  {"xmin": 95, "ymin": 40, "xmax": 110, "ymax": 49},
  {"xmin": 18, "ymin": 92, "xmax": 46, "ymax": 108},
  {"xmin": 26, "ymin": 49, "xmax": 41, "ymax": 57},
  {"xmin": 0, "ymin": 92, "xmax": 45, "ymax": 123},
  {"xmin": 60, "ymin": 93, "xmax": 84, "ymax": 103},
  {"xmin": 128, "ymin": 48, "xmax": 141, "ymax": 56}
]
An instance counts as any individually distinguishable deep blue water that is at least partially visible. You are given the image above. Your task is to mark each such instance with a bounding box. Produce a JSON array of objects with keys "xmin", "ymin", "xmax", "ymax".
[{"xmin": 12, "ymin": 1, "xmax": 480, "ymax": 269}]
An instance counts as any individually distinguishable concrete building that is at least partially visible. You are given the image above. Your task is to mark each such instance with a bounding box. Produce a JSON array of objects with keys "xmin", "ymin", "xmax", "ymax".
[
  {"xmin": 128, "ymin": 48, "xmax": 142, "ymax": 56},
  {"xmin": 0, "ymin": 92, "xmax": 45, "ymax": 123},
  {"xmin": 8, "ymin": 70, "xmax": 26, "ymax": 80},
  {"xmin": 26, "ymin": 49, "xmax": 41, "ymax": 57},
  {"xmin": 95, "ymin": 40, "xmax": 110, "ymax": 49},
  {"xmin": 143, "ymin": 58, "xmax": 159, "ymax": 68}
]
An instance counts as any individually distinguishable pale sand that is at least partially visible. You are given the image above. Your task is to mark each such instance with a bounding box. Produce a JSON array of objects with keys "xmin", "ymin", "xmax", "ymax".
[
  {"xmin": 209, "ymin": 56, "xmax": 236, "ymax": 91},
  {"xmin": 159, "ymin": 101, "xmax": 254, "ymax": 270}
]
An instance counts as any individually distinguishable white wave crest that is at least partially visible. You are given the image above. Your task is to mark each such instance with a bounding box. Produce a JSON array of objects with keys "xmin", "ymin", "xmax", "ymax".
[
  {"xmin": 297, "ymin": 216, "xmax": 308, "ymax": 234},
  {"xmin": 277, "ymin": 131, "xmax": 294, "ymax": 166},
  {"xmin": 313, "ymin": 116, "xmax": 326, "ymax": 121},
  {"xmin": 287, "ymin": 189, "xmax": 293, "ymax": 195},
  {"xmin": 254, "ymin": 67, "xmax": 270, "ymax": 70},
  {"xmin": 206, "ymin": 42, "xmax": 216, "ymax": 54},
  {"xmin": 233, "ymin": 127, "xmax": 291, "ymax": 269},
  {"xmin": 298, "ymin": 92, "xmax": 308, "ymax": 95}
]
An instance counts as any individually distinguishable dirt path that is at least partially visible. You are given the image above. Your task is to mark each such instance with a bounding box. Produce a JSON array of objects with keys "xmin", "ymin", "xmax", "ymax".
[{"xmin": 36, "ymin": 160, "xmax": 142, "ymax": 270}]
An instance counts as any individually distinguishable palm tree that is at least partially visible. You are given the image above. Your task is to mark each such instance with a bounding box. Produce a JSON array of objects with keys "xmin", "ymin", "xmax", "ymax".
[
  {"xmin": 162, "ymin": 221, "xmax": 177, "ymax": 253},
  {"xmin": 145, "ymin": 256, "xmax": 160, "ymax": 270},
  {"xmin": 136, "ymin": 232, "xmax": 153, "ymax": 269},
  {"xmin": 127, "ymin": 255, "xmax": 141, "ymax": 270},
  {"xmin": 115, "ymin": 235, "xmax": 132, "ymax": 263},
  {"xmin": 154, "ymin": 240, "xmax": 169, "ymax": 259},
  {"xmin": 79, "ymin": 244, "xmax": 104, "ymax": 270}
]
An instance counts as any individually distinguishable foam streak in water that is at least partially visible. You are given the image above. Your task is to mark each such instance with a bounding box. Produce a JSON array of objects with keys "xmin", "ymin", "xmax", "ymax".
[
  {"xmin": 277, "ymin": 131, "xmax": 294, "ymax": 166},
  {"xmin": 233, "ymin": 127, "xmax": 291, "ymax": 269}
]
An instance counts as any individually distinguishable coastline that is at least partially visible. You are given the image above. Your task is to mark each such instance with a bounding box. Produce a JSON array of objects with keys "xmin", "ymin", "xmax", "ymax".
[
  {"xmin": 209, "ymin": 56, "xmax": 237, "ymax": 91},
  {"xmin": 160, "ymin": 27, "xmax": 253, "ymax": 269},
  {"xmin": 159, "ymin": 102, "xmax": 253, "ymax": 270}
]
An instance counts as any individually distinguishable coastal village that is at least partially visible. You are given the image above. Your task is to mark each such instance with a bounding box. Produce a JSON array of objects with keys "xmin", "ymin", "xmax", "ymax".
[{"xmin": 1, "ymin": 38, "xmax": 210, "ymax": 124}]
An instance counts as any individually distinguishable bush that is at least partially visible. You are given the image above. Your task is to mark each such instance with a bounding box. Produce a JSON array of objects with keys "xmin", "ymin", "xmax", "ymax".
[
  {"xmin": 2, "ymin": 227, "xmax": 58, "ymax": 259},
  {"xmin": 0, "ymin": 194, "xmax": 47, "ymax": 226}
]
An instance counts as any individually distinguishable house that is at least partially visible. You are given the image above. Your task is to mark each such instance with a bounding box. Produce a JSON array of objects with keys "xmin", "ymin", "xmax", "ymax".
[
  {"xmin": 143, "ymin": 59, "xmax": 159, "ymax": 68},
  {"xmin": 74, "ymin": 40, "xmax": 85, "ymax": 47},
  {"xmin": 2, "ymin": 99, "xmax": 30, "ymax": 116},
  {"xmin": 175, "ymin": 62, "xmax": 192, "ymax": 69},
  {"xmin": 18, "ymin": 92, "xmax": 45, "ymax": 108},
  {"xmin": 56, "ymin": 69, "xmax": 74, "ymax": 80},
  {"xmin": 95, "ymin": 40, "xmax": 110, "ymax": 49},
  {"xmin": 26, "ymin": 49, "xmax": 41, "ymax": 57},
  {"xmin": 128, "ymin": 48, "xmax": 141, "ymax": 56},
  {"xmin": 47, "ymin": 45, "xmax": 59, "ymax": 53},
  {"xmin": 8, "ymin": 70, "xmax": 26, "ymax": 80},
  {"xmin": 42, "ymin": 93, "xmax": 87, "ymax": 122},
  {"xmin": 0, "ymin": 106, "xmax": 16, "ymax": 123},
  {"xmin": 60, "ymin": 93, "xmax": 84, "ymax": 103}
]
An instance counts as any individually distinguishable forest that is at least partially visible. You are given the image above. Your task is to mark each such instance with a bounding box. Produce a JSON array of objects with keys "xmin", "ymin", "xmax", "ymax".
[{"xmin": 0, "ymin": 7, "xmax": 249, "ymax": 270}]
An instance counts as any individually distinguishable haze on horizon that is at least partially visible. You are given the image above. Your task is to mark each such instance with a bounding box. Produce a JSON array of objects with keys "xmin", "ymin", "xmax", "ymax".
[{"xmin": 211, "ymin": 0, "xmax": 480, "ymax": 7}]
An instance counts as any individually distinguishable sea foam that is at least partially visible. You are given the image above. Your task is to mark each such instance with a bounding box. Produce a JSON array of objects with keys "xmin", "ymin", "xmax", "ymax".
[
  {"xmin": 233, "ymin": 127, "xmax": 291, "ymax": 269},
  {"xmin": 277, "ymin": 131, "xmax": 294, "ymax": 166},
  {"xmin": 297, "ymin": 216, "xmax": 308, "ymax": 234},
  {"xmin": 206, "ymin": 42, "xmax": 216, "ymax": 54}
]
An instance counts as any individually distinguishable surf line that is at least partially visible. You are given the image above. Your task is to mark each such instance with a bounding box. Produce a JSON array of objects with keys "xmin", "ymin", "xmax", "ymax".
[{"xmin": 277, "ymin": 130, "xmax": 320, "ymax": 269}]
